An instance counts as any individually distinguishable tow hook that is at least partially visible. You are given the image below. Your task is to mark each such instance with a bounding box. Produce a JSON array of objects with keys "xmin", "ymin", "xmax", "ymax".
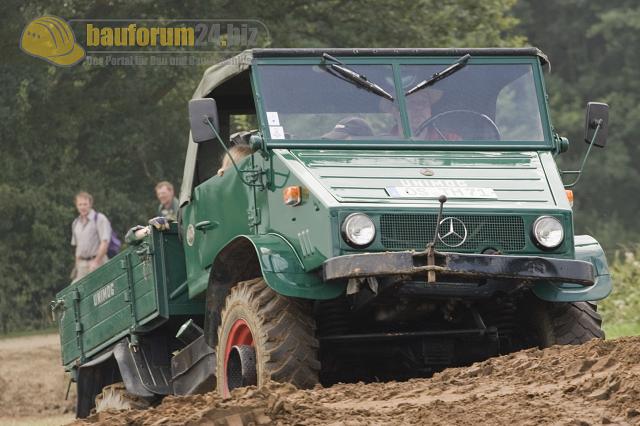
[{"xmin": 427, "ymin": 195, "xmax": 448, "ymax": 283}]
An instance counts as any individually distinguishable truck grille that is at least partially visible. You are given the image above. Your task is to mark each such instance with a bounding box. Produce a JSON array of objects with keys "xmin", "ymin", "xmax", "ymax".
[{"xmin": 380, "ymin": 214, "xmax": 526, "ymax": 252}]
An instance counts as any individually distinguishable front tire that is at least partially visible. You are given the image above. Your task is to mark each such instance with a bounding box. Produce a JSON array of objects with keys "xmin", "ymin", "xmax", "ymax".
[
  {"xmin": 216, "ymin": 278, "xmax": 320, "ymax": 396},
  {"xmin": 530, "ymin": 300, "xmax": 604, "ymax": 347}
]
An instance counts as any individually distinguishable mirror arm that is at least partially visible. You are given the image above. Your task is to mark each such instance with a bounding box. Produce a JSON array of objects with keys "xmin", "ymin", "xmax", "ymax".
[
  {"xmin": 204, "ymin": 116, "xmax": 253, "ymax": 187},
  {"xmin": 560, "ymin": 121, "xmax": 602, "ymax": 188}
]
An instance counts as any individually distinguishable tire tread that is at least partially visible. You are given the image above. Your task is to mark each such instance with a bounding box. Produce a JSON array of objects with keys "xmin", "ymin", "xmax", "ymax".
[
  {"xmin": 217, "ymin": 278, "xmax": 319, "ymax": 391},
  {"xmin": 534, "ymin": 300, "xmax": 604, "ymax": 347}
]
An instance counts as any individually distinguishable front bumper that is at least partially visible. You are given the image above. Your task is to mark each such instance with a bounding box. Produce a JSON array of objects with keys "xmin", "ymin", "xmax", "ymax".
[{"xmin": 323, "ymin": 249, "xmax": 595, "ymax": 286}]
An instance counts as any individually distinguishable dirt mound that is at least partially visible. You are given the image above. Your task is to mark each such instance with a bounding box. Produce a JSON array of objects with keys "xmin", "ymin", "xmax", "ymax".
[{"xmin": 75, "ymin": 337, "xmax": 640, "ymax": 426}]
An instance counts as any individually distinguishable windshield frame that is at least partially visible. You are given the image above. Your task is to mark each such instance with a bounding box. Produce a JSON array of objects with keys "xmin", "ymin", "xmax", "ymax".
[{"xmin": 251, "ymin": 56, "xmax": 553, "ymax": 150}]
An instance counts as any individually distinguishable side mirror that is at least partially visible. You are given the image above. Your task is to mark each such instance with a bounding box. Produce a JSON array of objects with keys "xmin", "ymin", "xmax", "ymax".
[
  {"xmin": 584, "ymin": 102, "xmax": 609, "ymax": 147},
  {"xmin": 188, "ymin": 98, "xmax": 220, "ymax": 143}
]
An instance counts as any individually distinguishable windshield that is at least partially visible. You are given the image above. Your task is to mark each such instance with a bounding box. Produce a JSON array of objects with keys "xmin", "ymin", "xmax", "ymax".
[
  {"xmin": 256, "ymin": 62, "xmax": 546, "ymax": 142},
  {"xmin": 258, "ymin": 64, "xmax": 400, "ymax": 140}
]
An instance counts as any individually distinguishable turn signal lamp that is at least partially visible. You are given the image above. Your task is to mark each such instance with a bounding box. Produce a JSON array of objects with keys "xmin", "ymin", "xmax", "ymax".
[
  {"xmin": 283, "ymin": 186, "xmax": 302, "ymax": 206},
  {"xmin": 565, "ymin": 190, "xmax": 574, "ymax": 207}
]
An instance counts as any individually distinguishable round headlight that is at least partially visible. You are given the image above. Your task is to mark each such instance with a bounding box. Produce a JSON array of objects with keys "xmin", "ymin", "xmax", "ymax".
[
  {"xmin": 341, "ymin": 213, "xmax": 376, "ymax": 248},
  {"xmin": 532, "ymin": 216, "xmax": 564, "ymax": 249}
]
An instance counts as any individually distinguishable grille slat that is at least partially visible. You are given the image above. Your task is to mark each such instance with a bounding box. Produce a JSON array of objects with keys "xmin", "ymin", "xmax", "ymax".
[{"xmin": 380, "ymin": 214, "xmax": 526, "ymax": 252}]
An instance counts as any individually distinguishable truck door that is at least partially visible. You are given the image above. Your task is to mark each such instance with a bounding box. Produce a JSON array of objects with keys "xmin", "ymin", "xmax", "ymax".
[{"xmin": 182, "ymin": 133, "xmax": 253, "ymax": 285}]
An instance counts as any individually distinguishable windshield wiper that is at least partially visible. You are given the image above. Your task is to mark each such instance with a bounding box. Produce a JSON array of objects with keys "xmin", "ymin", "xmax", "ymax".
[
  {"xmin": 322, "ymin": 53, "xmax": 394, "ymax": 101},
  {"xmin": 405, "ymin": 54, "xmax": 471, "ymax": 96}
]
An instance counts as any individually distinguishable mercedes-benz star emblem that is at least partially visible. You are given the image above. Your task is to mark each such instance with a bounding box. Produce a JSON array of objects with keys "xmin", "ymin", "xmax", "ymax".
[{"xmin": 438, "ymin": 217, "xmax": 468, "ymax": 247}]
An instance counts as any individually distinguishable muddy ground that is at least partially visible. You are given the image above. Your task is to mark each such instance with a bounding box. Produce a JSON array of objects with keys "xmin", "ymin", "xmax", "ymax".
[
  {"xmin": 0, "ymin": 333, "xmax": 75, "ymax": 425},
  {"xmin": 2, "ymin": 333, "xmax": 640, "ymax": 425}
]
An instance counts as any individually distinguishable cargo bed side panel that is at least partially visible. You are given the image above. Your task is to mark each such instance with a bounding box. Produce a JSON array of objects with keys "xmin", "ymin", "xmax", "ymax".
[{"xmin": 56, "ymin": 228, "xmax": 186, "ymax": 367}]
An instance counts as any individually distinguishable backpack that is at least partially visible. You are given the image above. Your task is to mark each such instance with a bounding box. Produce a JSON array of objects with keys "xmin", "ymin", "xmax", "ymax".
[{"xmin": 94, "ymin": 211, "xmax": 122, "ymax": 258}]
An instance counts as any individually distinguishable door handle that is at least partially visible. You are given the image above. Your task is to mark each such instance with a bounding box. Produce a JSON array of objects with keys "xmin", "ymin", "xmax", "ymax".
[{"xmin": 195, "ymin": 220, "xmax": 218, "ymax": 232}]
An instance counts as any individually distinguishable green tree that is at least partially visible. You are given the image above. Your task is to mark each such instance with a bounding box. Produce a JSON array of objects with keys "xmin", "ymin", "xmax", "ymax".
[{"xmin": 514, "ymin": 0, "xmax": 640, "ymax": 252}]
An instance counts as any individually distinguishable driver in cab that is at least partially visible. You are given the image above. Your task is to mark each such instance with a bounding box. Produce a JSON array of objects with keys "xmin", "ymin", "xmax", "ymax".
[
  {"xmin": 320, "ymin": 87, "xmax": 462, "ymax": 141},
  {"xmin": 402, "ymin": 87, "xmax": 462, "ymax": 141}
]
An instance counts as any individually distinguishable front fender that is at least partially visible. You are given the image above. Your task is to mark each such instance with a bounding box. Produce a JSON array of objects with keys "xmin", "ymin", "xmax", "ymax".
[
  {"xmin": 242, "ymin": 234, "xmax": 344, "ymax": 300},
  {"xmin": 533, "ymin": 235, "xmax": 612, "ymax": 302}
]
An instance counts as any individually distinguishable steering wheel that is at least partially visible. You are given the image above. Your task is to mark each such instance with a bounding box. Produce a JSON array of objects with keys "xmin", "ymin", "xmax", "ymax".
[{"xmin": 414, "ymin": 109, "xmax": 502, "ymax": 141}]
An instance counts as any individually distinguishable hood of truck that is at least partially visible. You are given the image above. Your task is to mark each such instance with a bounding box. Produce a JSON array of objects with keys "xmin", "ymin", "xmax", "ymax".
[{"xmin": 285, "ymin": 149, "xmax": 563, "ymax": 209}]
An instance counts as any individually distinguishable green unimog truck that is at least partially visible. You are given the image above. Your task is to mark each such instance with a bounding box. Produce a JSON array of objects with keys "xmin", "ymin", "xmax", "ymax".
[{"xmin": 53, "ymin": 48, "xmax": 612, "ymax": 417}]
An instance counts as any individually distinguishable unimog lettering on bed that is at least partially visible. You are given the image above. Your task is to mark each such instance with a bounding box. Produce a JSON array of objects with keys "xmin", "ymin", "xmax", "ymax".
[
  {"xmin": 52, "ymin": 48, "xmax": 612, "ymax": 417},
  {"xmin": 92, "ymin": 282, "xmax": 115, "ymax": 306}
]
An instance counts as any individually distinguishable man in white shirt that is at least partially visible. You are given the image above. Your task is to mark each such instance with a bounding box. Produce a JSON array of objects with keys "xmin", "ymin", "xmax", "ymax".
[{"xmin": 71, "ymin": 191, "xmax": 112, "ymax": 282}]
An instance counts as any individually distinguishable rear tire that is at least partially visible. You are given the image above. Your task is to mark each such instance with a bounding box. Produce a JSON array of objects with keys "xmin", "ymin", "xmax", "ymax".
[
  {"xmin": 216, "ymin": 278, "xmax": 320, "ymax": 396},
  {"xmin": 530, "ymin": 300, "xmax": 604, "ymax": 347},
  {"xmin": 94, "ymin": 382, "xmax": 150, "ymax": 413}
]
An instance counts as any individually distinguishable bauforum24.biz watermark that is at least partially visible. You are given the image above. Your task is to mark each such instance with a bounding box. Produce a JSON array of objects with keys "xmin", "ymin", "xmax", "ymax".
[{"xmin": 20, "ymin": 16, "xmax": 270, "ymax": 67}]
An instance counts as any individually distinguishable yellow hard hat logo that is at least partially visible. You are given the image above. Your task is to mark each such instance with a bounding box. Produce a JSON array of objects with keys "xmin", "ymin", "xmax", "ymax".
[{"xmin": 20, "ymin": 16, "xmax": 85, "ymax": 66}]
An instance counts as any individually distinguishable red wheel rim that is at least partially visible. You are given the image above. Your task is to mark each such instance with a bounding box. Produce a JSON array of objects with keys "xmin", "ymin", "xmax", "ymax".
[{"xmin": 224, "ymin": 319, "xmax": 254, "ymax": 395}]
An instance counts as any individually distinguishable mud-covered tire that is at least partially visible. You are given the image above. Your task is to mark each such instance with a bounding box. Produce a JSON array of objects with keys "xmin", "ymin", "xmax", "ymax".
[
  {"xmin": 531, "ymin": 301, "xmax": 604, "ymax": 347},
  {"xmin": 94, "ymin": 382, "xmax": 150, "ymax": 413},
  {"xmin": 216, "ymin": 278, "xmax": 319, "ymax": 396}
]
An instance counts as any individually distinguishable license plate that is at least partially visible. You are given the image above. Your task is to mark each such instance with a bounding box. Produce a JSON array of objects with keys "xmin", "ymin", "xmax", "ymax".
[{"xmin": 386, "ymin": 186, "xmax": 498, "ymax": 199}]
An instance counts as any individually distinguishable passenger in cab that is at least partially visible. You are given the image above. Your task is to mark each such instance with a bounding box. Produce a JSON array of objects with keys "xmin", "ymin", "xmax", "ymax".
[
  {"xmin": 321, "ymin": 116, "xmax": 373, "ymax": 140},
  {"xmin": 217, "ymin": 144, "xmax": 252, "ymax": 177}
]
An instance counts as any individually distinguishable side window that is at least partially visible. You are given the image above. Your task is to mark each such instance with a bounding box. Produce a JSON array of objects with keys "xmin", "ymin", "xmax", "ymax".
[
  {"xmin": 195, "ymin": 132, "xmax": 224, "ymax": 185},
  {"xmin": 193, "ymin": 71, "xmax": 257, "ymax": 187},
  {"xmin": 230, "ymin": 114, "xmax": 257, "ymax": 133},
  {"xmin": 194, "ymin": 112, "xmax": 257, "ymax": 186}
]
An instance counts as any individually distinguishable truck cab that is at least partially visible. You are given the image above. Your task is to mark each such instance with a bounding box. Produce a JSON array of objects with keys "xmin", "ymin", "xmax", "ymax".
[{"xmin": 183, "ymin": 47, "xmax": 610, "ymax": 387}]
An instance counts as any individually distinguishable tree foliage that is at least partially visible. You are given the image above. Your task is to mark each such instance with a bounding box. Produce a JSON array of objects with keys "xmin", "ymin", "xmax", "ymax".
[
  {"xmin": 1, "ymin": 0, "xmax": 521, "ymax": 333},
  {"xmin": 515, "ymin": 0, "xmax": 640, "ymax": 252},
  {"xmin": 598, "ymin": 247, "xmax": 640, "ymax": 337}
]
